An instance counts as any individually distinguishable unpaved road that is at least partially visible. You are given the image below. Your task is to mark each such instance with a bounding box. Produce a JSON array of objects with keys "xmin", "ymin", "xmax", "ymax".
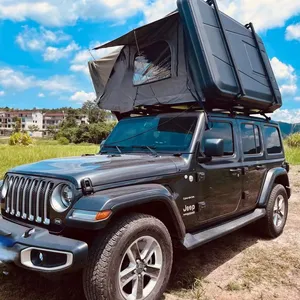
[{"xmin": 0, "ymin": 167, "xmax": 299, "ymax": 300}]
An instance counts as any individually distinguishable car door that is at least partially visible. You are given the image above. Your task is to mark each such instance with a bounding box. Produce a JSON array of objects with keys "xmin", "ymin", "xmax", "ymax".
[
  {"xmin": 239, "ymin": 122, "xmax": 267, "ymax": 212},
  {"xmin": 196, "ymin": 118, "xmax": 243, "ymax": 224}
]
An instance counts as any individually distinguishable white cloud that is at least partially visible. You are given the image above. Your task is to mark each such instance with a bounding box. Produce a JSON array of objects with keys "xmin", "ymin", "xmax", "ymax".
[
  {"xmin": 0, "ymin": 0, "xmax": 145, "ymax": 27},
  {"xmin": 285, "ymin": 23, "xmax": 300, "ymax": 41},
  {"xmin": 38, "ymin": 93, "xmax": 45, "ymax": 97},
  {"xmin": 219, "ymin": 0, "xmax": 300, "ymax": 32},
  {"xmin": 0, "ymin": 68, "xmax": 35, "ymax": 90},
  {"xmin": 270, "ymin": 57, "xmax": 297, "ymax": 96},
  {"xmin": 142, "ymin": 0, "xmax": 176, "ymax": 24},
  {"xmin": 16, "ymin": 26, "xmax": 70, "ymax": 51},
  {"xmin": 70, "ymin": 41, "xmax": 121, "ymax": 75},
  {"xmin": 0, "ymin": 67, "xmax": 76, "ymax": 93},
  {"xmin": 1, "ymin": 0, "xmax": 300, "ymax": 32},
  {"xmin": 295, "ymin": 97, "xmax": 300, "ymax": 101},
  {"xmin": 0, "ymin": 91, "xmax": 5, "ymax": 96},
  {"xmin": 271, "ymin": 109, "xmax": 300, "ymax": 124},
  {"xmin": 70, "ymin": 91, "xmax": 96, "ymax": 103},
  {"xmin": 43, "ymin": 41, "xmax": 80, "ymax": 62},
  {"xmin": 38, "ymin": 75, "xmax": 76, "ymax": 93}
]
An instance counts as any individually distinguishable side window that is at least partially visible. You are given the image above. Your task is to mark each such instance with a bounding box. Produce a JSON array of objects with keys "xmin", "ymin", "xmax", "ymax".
[
  {"xmin": 203, "ymin": 122, "xmax": 234, "ymax": 156},
  {"xmin": 264, "ymin": 126, "xmax": 282, "ymax": 154},
  {"xmin": 133, "ymin": 41, "xmax": 171, "ymax": 86},
  {"xmin": 241, "ymin": 124, "xmax": 261, "ymax": 155}
]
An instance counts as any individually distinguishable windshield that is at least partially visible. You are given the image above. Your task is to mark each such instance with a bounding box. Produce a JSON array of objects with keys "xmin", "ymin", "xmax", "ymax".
[{"xmin": 102, "ymin": 115, "xmax": 198, "ymax": 154}]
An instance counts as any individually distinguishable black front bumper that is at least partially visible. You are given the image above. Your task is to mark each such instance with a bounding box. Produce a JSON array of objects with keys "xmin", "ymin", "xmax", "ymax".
[{"xmin": 0, "ymin": 218, "xmax": 88, "ymax": 273}]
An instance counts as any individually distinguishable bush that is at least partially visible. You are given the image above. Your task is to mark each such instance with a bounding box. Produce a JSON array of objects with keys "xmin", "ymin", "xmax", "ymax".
[
  {"xmin": 57, "ymin": 137, "xmax": 70, "ymax": 145},
  {"xmin": 9, "ymin": 132, "xmax": 33, "ymax": 146},
  {"xmin": 286, "ymin": 133, "xmax": 300, "ymax": 148},
  {"xmin": 55, "ymin": 121, "xmax": 117, "ymax": 145}
]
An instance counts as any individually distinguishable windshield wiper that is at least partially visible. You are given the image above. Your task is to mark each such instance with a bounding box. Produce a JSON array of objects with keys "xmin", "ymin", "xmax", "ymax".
[
  {"xmin": 102, "ymin": 145, "xmax": 123, "ymax": 154},
  {"xmin": 132, "ymin": 145, "xmax": 159, "ymax": 157}
]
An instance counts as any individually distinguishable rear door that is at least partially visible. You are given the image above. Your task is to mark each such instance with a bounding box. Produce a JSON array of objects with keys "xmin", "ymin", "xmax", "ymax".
[
  {"xmin": 196, "ymin": 118, "xmax": 243, "ymax": 224},
  {"xmin": 239, "ymin": 121, "xmax": 267, "ymax": 211}
]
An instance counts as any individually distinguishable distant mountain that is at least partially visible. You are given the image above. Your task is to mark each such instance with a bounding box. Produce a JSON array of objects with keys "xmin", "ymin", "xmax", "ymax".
[{"xmin": 278, "ymin": 122, "xmax": 300, "ymax": 137}]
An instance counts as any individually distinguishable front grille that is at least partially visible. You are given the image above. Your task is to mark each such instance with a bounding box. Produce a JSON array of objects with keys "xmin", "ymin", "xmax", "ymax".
[{"xmin": 4, "ymin": 175, "xmax": 54, "ymax": 225}]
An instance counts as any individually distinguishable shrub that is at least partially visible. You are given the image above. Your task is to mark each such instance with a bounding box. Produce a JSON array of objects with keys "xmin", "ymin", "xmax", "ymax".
[
  {"xmin": 57, "ymin": 137, "xmax": 70, "ymax": 145},
  {"xmin": 9, "ymin": 132, "xmax": 33, "ymax": 146},
  {"xmin": 286, "ymin": 133, "xmax": 300, "ymax": 148}
]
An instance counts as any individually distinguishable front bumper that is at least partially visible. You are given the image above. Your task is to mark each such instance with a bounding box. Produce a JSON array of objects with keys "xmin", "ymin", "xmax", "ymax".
[{"xmin": 0, "ymin": 218, "xmax": 88, "ymax": 273}]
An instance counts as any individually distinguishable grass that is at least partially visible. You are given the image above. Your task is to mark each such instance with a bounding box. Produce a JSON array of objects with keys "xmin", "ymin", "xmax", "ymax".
[
  {"xmin": 0, "ymin": 139, "xmax": 99, "ymax": 179},
  {"xmin": 285, "ymin": 145, "xmax": 300, "ymax": 165}
]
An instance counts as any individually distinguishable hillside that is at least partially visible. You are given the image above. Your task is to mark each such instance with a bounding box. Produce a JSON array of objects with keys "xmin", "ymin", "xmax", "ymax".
[{"xmin": 278, "ymin": 122, "xmax": 300, "ymax": 137}]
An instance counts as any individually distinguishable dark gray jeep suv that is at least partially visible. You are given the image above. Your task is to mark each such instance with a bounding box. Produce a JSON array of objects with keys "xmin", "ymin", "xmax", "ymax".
[{"xmin": 0, "ymin": 111, "xmax": 290, "ymax": 300}]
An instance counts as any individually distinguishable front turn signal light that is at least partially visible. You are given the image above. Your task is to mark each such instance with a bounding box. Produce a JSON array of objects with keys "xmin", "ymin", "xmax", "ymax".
[{"xmin": 95, "ymin": 210, "xmax": 112, "ymax": 221}]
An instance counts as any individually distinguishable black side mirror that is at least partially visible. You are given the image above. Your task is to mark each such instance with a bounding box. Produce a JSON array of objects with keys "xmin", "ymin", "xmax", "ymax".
[{"xmin": 204, "ymin": 139, "xmax": 224, "ymax": 157}]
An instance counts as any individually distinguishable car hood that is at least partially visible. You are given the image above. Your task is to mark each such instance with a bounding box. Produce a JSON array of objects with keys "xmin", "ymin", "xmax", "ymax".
[{"xmin": 9, "ymin": 154, "xmax": 186, "ymax": 188}]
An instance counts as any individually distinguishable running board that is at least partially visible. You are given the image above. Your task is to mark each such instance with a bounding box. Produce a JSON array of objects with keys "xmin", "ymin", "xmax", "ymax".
[{"xmin": 183, "ymin": 208, "xmax": 266, "ymax": 250}]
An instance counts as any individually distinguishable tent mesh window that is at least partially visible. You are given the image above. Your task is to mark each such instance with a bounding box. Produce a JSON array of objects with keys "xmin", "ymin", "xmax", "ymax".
[{"xmin": 133, "ymin": 41, "xmax": 171, "ymax": 86}]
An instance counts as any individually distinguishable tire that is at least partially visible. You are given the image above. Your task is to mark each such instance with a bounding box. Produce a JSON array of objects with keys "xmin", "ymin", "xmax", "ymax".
[
  {"xmin": 260, "ymin": 184, "xmax": 288, "ymax": 238},
  {"xmin": 83, "ymin": 213, "xmax": 173, "ymax": 300}
]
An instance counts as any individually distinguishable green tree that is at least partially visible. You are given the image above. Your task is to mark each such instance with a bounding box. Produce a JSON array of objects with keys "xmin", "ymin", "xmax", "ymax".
[
  {"xmin": 12, "ymin": 117, "xmax": 22, "ymax": 133},
  {"xmin": 82, "ymin": 99, "xmax": 108, "ymax": 124},
  {"xmin": 47, "ymin": 125, "xmax": 58, "ymax": 136},
  {"xmin": 28, "ymin": 125, "xmax": 40, "ymax": 132}
]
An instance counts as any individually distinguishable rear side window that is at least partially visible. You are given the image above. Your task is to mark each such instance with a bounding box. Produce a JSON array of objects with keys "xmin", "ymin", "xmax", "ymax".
[
  {"xmin": 133, "ymin": 41, "xmax": 171, "ymax": 86},
  {"xmin": 203, "ymin": 122, "xmax": 234, "ymax": 156},
  {"xmin": 264, "ymin": 126, "xmax": 282, "ymax": 154},
  {"xmin": 241, "ymin": 124, "xmax": 261, "ymax": 155}
]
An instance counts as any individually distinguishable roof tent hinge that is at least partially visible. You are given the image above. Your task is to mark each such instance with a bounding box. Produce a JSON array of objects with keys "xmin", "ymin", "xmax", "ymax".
[
  {"xmin": 206, "ymin": 0, "xmax": 246, "ymax": 99},
  {"xmin": 245, "ymin": 22, "xmax": 278, "ymax": 107}
]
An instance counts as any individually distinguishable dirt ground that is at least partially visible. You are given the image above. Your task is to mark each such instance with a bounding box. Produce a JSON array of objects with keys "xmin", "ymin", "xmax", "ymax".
[{"xmin": 0, "ymin": 166, "xmax": 299, "ymax": 300}]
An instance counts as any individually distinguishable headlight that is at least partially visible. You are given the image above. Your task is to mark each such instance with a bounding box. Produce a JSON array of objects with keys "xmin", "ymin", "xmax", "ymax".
[
  {"xmin": 50, "ymin": 184, "xmax": 74, "ymax": 213},
  {"xmin": 0, "ymin": 178, "xmax": 9, "ymax": 199}
]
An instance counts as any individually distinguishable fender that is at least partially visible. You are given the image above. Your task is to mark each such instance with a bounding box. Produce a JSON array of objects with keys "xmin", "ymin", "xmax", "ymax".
[
  {"xmin": 66, "ymin": 184, "xmax": 186, "ymax": 239},
  {"xmin": 258, "ymin": 167, "xmax": 291, "ymax": 208}
]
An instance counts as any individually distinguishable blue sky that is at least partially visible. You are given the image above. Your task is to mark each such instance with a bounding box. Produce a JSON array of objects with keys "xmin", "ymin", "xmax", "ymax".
[{"xmin": 0, "ymin": 0, "xmax": 300, "ymax": 122}]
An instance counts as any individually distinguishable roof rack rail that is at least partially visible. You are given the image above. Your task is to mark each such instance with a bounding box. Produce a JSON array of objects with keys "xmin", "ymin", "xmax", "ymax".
[
  {"xmin": 206, "ymin": 0, "xmax": 245, "ymax": 100},
  {"xmin": 245, "ymin": 22, "xmax": 277, "ymax": 106}
]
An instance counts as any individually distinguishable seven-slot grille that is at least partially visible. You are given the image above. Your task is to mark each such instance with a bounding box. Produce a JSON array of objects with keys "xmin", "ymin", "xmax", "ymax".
[{"xmin": 4, "ymin": 175, "xmax": 54, "ymax": 225}]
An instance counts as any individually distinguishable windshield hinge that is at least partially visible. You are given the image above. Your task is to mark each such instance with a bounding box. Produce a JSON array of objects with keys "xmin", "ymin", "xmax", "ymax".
[{"xmin": 81, "ymin": 178, "xmax": 94, "ymax": 195}]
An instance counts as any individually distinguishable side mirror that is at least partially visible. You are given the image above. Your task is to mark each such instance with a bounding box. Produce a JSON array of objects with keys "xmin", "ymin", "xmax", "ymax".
[{"xmin": 203, "ymin": 139, "xmax": 224, "ymax": 157}]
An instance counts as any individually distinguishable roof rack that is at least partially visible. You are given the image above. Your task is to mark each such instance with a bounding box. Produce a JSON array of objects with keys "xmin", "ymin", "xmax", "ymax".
[{"xmin": 113, "ymin": 103, "xmax": 271, "ymax": 121}]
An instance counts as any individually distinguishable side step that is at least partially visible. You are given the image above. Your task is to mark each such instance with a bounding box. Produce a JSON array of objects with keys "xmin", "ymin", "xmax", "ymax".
[{"xmin": 183, "ymin": 208, "xmax": 266, "ymax": 250}]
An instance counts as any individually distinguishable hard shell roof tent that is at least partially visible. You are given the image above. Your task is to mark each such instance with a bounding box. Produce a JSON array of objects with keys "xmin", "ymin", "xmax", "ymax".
[{"xmin": 89, "ymin": 0, "xmax": 282, "ymax": 115}]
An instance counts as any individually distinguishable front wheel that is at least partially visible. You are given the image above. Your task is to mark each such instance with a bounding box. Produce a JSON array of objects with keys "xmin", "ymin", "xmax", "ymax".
[
  {"xmin": 83, "ymin": 213, "xmax": 173, "ymax": 300},
  {"xmin": 260, "ymin": 184, "xmax": 288, "ymax": 238}
]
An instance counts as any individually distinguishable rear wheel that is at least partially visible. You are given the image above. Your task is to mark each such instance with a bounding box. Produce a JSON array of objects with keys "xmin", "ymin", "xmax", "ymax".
[
  {"xmin": 260, "ymin": 184, "xmax": 288, "ymax": 238},
  {"xmin": 83, "ymin": 213, "xmax": 173, "ymax": 300}
]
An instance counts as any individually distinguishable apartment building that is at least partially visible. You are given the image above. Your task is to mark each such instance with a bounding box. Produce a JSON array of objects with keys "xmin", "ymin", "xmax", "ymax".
[
  {"xmin": 0, "ymin": 111, "xmax": 44, "ymax": 137},
  {"xmin": 0, "ymin": 110, "xmax": 114, "ymax": 137}
]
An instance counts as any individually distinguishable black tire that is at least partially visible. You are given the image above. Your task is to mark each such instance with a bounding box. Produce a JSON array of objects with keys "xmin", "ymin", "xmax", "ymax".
[
  {"xmin": 259, "ymin": 184, "xmax": 288, "ymax": 238},
  {"xmin": 83, "ymin": 213, "xmax": 173, "ymax": 300}
]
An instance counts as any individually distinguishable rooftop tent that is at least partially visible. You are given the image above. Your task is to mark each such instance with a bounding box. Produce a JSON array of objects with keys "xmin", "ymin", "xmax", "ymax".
[
  {"xmin": 89, "ymin": 12, "xmax": 200, "ymax": 113},
  {"xmin": 89, "ymin": 0, "xmax": 282, "ymax": 114}
]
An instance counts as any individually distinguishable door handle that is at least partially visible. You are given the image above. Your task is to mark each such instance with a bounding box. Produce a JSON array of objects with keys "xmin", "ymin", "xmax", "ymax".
[{"xmin": 256, "ymin": 165, "xmax": 266, "ymax": 170}]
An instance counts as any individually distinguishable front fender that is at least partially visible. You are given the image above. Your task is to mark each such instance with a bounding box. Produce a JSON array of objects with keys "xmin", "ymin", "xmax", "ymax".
[
  {"xmin": 65, "ymin": 184, "xmax": 185, "ymax": 238},
  {"xmin": 258, "ymin": 167, "xmax": 290, "ymax": 207}
]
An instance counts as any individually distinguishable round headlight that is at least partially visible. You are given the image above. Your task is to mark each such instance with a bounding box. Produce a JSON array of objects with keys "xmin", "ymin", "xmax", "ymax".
[
  {"xmin": 50, "ymin": 184, "xmax": 74, "ymax": 213},
  {"xmin": 0, "ymin": 178, "xmax": 9, "ymax": 199}
]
